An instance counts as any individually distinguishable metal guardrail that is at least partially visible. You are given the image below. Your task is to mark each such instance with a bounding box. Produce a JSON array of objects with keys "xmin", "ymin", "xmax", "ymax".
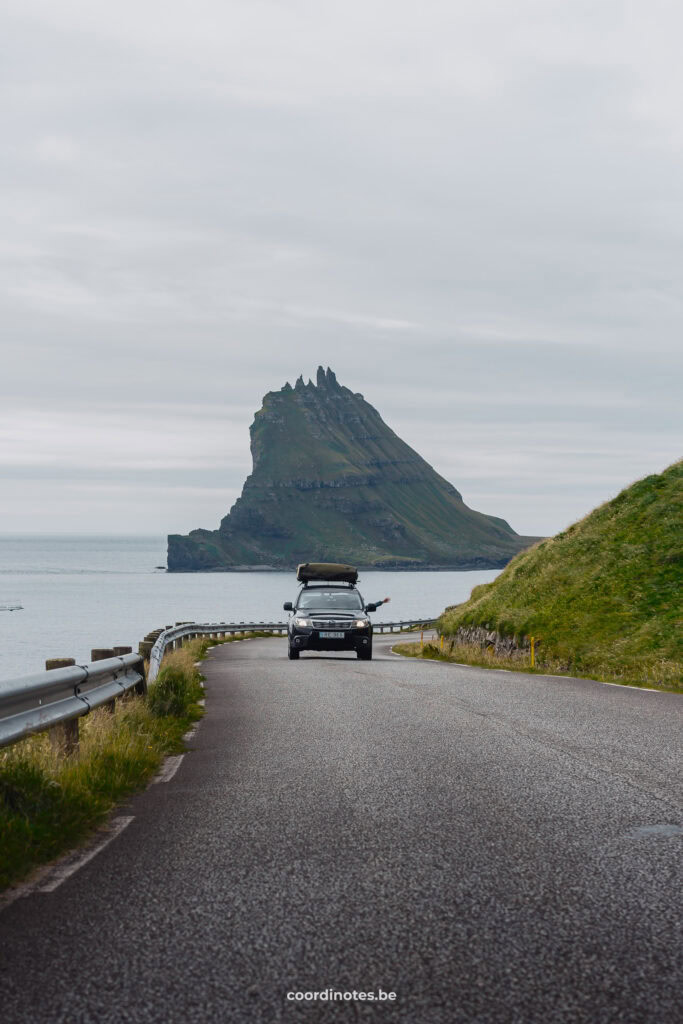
[
  {"xmin": 147, "ymin": 618, "xmax": 436, "ymax": 682},
  {"xmin": 0, "ymin": 654, "xmax": 146, "ymax": 750},
  {"xmin": 147, "ymin": 622, "xmax": 286, "ymax": 681},
  {"xmin": 0, "ymin": 618, "xmax": 436, "ymax": 750},
  {"xmin": 374, "ymin": 619, "xmax": 437, "ymax": 634}
]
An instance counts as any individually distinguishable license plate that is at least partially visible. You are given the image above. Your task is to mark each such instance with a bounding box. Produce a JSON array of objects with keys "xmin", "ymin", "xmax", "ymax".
[{"xmin": 319, "ymin": 631, "xmax": 345, "ymax": 638}]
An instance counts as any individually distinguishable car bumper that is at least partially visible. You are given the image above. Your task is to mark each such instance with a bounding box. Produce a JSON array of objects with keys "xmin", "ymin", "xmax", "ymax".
[{"xmin": 289, "ymin": 628, "xmax": 372, "ymax": 652}]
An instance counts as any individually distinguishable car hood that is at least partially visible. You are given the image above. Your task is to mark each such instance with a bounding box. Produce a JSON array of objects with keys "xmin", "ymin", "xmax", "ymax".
[{"xmin": 296, "ymin": 609, "xmax": 362, "ymax": 617}]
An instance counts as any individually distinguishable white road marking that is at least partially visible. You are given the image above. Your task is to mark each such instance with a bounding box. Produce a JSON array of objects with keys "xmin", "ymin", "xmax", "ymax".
[
  {"xmin": 152, "ymin": 754, "xmax": 185, "ymax": 784},
  {"xmin": 0, "ymin": 816, "xmax": 135, "ymax": 908},
  {"xmin": 39, "ymin": 817, "xmax": 135, "ymax": 892},
  {"xmin": 389, "ymin": 648, "xmax": 665, "ymax": 692},
  {"xmin": 626, "ymin": 684, "xmax": 658, "ymax": 692},
  {"xmin": 198, "ymin": 698, "xmax": 205, "ymax": 707},
  {"xmin": 183, "ymin": 724, "xmax": 198, "ymax": 741}
]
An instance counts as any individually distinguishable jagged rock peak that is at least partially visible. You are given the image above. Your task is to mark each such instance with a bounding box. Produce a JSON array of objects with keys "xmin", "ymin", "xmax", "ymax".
[
  {"xmin": 314, "ymin": 366, "xmax": 339, "ymax": 389},
  {"xmin": 289, "ymin": 367, "xmax": 342, "ymax": 393}
]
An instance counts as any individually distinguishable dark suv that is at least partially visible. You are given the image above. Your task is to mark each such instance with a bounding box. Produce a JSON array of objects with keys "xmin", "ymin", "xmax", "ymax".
[{"xmin": 284, "ymin": 584, "xmax": 381, "ymax": 660}]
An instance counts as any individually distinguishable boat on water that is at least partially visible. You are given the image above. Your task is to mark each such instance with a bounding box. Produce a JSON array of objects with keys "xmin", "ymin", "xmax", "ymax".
[{"xmin": 0, "ymin": 601, "xmax": 23, "ymax": 611}]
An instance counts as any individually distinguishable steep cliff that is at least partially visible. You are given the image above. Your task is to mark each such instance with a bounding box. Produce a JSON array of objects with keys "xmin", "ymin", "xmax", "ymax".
[{"xmin": 167, "ymin": 367, "xmax": 538, "ymax": 570}]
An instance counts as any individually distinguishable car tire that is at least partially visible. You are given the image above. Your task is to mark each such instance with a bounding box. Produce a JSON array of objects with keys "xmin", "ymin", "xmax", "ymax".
[
  {"xmin": 357, "ymin": 645, "xmax": 372, "ymax": 661},
  {"xmin": 288, "ymin": 644, "xmax": 300, "ymax": 660}
]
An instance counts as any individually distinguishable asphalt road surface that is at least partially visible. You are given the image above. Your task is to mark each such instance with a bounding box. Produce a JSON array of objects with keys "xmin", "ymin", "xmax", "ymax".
[{"xmin": 1, "ymin": 636, "xmax": 681, "ymax": 1023}]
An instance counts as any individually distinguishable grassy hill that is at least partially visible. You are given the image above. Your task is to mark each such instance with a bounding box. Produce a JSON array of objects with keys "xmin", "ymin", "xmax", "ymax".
[{"xmin": 438, "ymin": 461, "xmax": 682, "ymax": 691}]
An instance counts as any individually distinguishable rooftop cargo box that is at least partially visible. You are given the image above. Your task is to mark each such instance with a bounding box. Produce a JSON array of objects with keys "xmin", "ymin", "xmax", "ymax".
[{"xmin": 296, "ymin": 562, "xmax": 358, "ymax": 585}]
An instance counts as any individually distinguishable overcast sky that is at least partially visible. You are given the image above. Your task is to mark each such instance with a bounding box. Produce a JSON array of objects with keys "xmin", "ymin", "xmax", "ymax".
[{"xmin": 2, "ymin": 0, "xmax": 681, "ymax": 538}]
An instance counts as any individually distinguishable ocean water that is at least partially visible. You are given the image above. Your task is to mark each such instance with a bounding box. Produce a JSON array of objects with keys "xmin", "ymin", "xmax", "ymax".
[{"xmin": 0, "ymin": 536, "xmax": 501, "ymax": 681}]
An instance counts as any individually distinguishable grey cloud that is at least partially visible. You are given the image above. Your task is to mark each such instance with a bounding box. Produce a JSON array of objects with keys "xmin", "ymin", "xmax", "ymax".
[{"xmin": 1, "ymin": 1, "xmax": 681, "ymax": 536}]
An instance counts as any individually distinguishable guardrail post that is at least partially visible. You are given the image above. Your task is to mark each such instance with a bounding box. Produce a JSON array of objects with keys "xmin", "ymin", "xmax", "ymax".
[
  {"xmin": 92, "ymin": 649, "xmax": 116, "ymax": 712},
  {"xmin": 46, "ymin": 658, "xmax": 79, "ymax": 755}
]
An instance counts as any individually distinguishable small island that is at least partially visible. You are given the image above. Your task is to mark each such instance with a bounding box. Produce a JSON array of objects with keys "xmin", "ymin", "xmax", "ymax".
[{"xmin": 167, "ymin": 368, "xmax": 539, "ymax": 571}]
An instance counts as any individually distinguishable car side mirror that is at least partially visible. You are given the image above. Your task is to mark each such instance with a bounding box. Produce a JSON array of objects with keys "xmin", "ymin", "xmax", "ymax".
[
  {"xmin": 283, "ymin": 602, "xmax": 293, "ymax": 612},
  {"xmin": 365, "ymin": 603, "xmax": 377, "ymax": 613}
]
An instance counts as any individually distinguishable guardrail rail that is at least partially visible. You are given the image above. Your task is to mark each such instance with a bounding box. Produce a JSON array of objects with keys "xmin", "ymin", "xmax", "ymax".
[
  {"xmin": 0, "ymin": 617, "xmax": 436, "ymax": 751},
  {"xmin": 146, "ymin": 618, "xmax": 437, "ymax": 682},
  {"xmin": 0, "ymin": 654, "xmax": 146, "ymax": 751}
]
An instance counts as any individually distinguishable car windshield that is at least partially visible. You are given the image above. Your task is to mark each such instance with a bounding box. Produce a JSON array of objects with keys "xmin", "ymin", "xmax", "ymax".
[{"xmin": 297, "ymin": 589, "xmax": 363, "ymax": 610}]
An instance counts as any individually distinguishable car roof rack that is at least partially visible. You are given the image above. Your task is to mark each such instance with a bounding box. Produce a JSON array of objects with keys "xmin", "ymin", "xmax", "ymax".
[{"xmin": 296, "ymin": 562, "xmax": 359, "ymax": 585}]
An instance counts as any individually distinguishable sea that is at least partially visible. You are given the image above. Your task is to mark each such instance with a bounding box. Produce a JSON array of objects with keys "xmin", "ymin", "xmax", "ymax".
[{"xmin": 0, "ymin": 536, "xmax": 501, "ymax": 682}]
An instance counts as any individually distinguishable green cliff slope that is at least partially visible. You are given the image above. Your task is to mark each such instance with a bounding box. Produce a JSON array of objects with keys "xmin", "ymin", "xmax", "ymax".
[
  {"xmin": 168, "ymin": 367, "xmax": 537, "ymax": 570},
  {"xmin": 438, "ymin": 461, "xmax": 682, "ymax": 689}
]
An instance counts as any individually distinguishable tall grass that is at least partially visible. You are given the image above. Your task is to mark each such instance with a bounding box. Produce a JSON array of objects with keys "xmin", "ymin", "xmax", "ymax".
[
  {"xmin": 392, "ymin": 640, "xmax": 679, "ymax": 689},
  {"xmin": 0, "ymin": 644, "xmax": 205, "ymax": 892},
  {"xmin": 0, "ymin": 631, "xmax": 281, "ymax": 891}
]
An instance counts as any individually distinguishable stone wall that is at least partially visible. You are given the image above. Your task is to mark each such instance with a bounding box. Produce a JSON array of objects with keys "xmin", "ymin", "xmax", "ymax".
[{"xmin": 450, "ymin": 625, "xmax": 530, "ymax": 656}]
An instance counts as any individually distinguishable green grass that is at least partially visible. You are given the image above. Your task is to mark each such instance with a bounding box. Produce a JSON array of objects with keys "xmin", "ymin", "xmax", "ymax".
[
  {"xmin": 395, "ymin": 640, "xmax": 579, "ymax": 678},
  {"xmin": 0, "ymin": 641, "xmax": 208, "ymax": 892},
  {"xmin": 435, "ymin": 461, "xmax": 682, "ymax": 692}
]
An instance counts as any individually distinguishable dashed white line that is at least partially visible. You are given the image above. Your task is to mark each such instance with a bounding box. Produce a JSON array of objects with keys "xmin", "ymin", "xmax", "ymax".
[
  {"xmin": 39, "ymin": 817, "xmax": 135, "ymax": 892},
  {"xmin": 152, "ymin": 754, "xmax": 185, "ymax": 784},
  {"xmin": 0, "ymin": 816, "xmax": 135, "ymax": 908}
]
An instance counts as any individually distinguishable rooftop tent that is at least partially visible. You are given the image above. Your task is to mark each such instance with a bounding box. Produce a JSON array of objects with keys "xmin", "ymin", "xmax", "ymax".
[{"xmin": 296, "ymin": 562, "xmax": 358, "ymax": 585}]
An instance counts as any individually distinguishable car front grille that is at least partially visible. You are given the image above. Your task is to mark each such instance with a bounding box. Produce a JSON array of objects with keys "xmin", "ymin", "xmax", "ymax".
[{"xmin": 311, "ymin": 619, "xmax": 355, "ymax": 631}]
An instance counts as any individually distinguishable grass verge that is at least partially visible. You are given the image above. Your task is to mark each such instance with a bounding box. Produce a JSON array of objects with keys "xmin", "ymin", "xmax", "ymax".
[
  {"xmin": 0, "ymin": 642, "xmax": 207, "ymax": 892},
  {"xmin": 0, "ymin": 631, "xmax": 281, "ymax": 892},
  {"xmin": 393, "ymin": 639, "xmax": 681, "ymax": 691}
]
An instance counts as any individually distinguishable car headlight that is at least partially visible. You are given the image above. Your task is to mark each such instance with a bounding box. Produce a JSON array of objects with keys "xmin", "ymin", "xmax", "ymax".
[
  {"xmin": 355, "ymin": 619, "xmax": 370, "ymax": 628},
  {"xmin": 293, "ymin": 617, "xmax": 312, "ymax": 627}
]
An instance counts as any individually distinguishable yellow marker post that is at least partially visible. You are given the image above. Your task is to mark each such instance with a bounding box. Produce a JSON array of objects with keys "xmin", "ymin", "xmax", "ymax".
[
  {"xmin": 440, "ymin": 635, "xmax": 444, "ymax": 652},
  {"xmin": 420, "ymin": 630, "xmax": 424, "ymax": 651},
  {"xmin": 530, "ymin": 636, "xmax": 535, "ymax": 668}
]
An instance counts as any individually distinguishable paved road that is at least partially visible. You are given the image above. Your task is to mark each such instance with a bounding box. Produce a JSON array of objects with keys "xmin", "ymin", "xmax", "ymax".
[{"xmin": 1, "ymin": 636, "xmax": 681, "ymax": 1023}]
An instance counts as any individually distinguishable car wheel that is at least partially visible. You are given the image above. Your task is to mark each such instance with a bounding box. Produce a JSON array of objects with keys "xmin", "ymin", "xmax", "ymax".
[
  {"xmin": 288, "ymin": 645, "xmax": 300, "ymax": 660},
  {"xmin": 357, "ymin": 646, "xmax": 372, "ymax": 661}
]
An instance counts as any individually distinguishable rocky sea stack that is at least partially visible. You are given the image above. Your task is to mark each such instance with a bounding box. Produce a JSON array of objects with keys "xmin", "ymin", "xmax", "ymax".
[{"xmin": 167, "ymin": 368, "xmax": 538, "ymax": 571}]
